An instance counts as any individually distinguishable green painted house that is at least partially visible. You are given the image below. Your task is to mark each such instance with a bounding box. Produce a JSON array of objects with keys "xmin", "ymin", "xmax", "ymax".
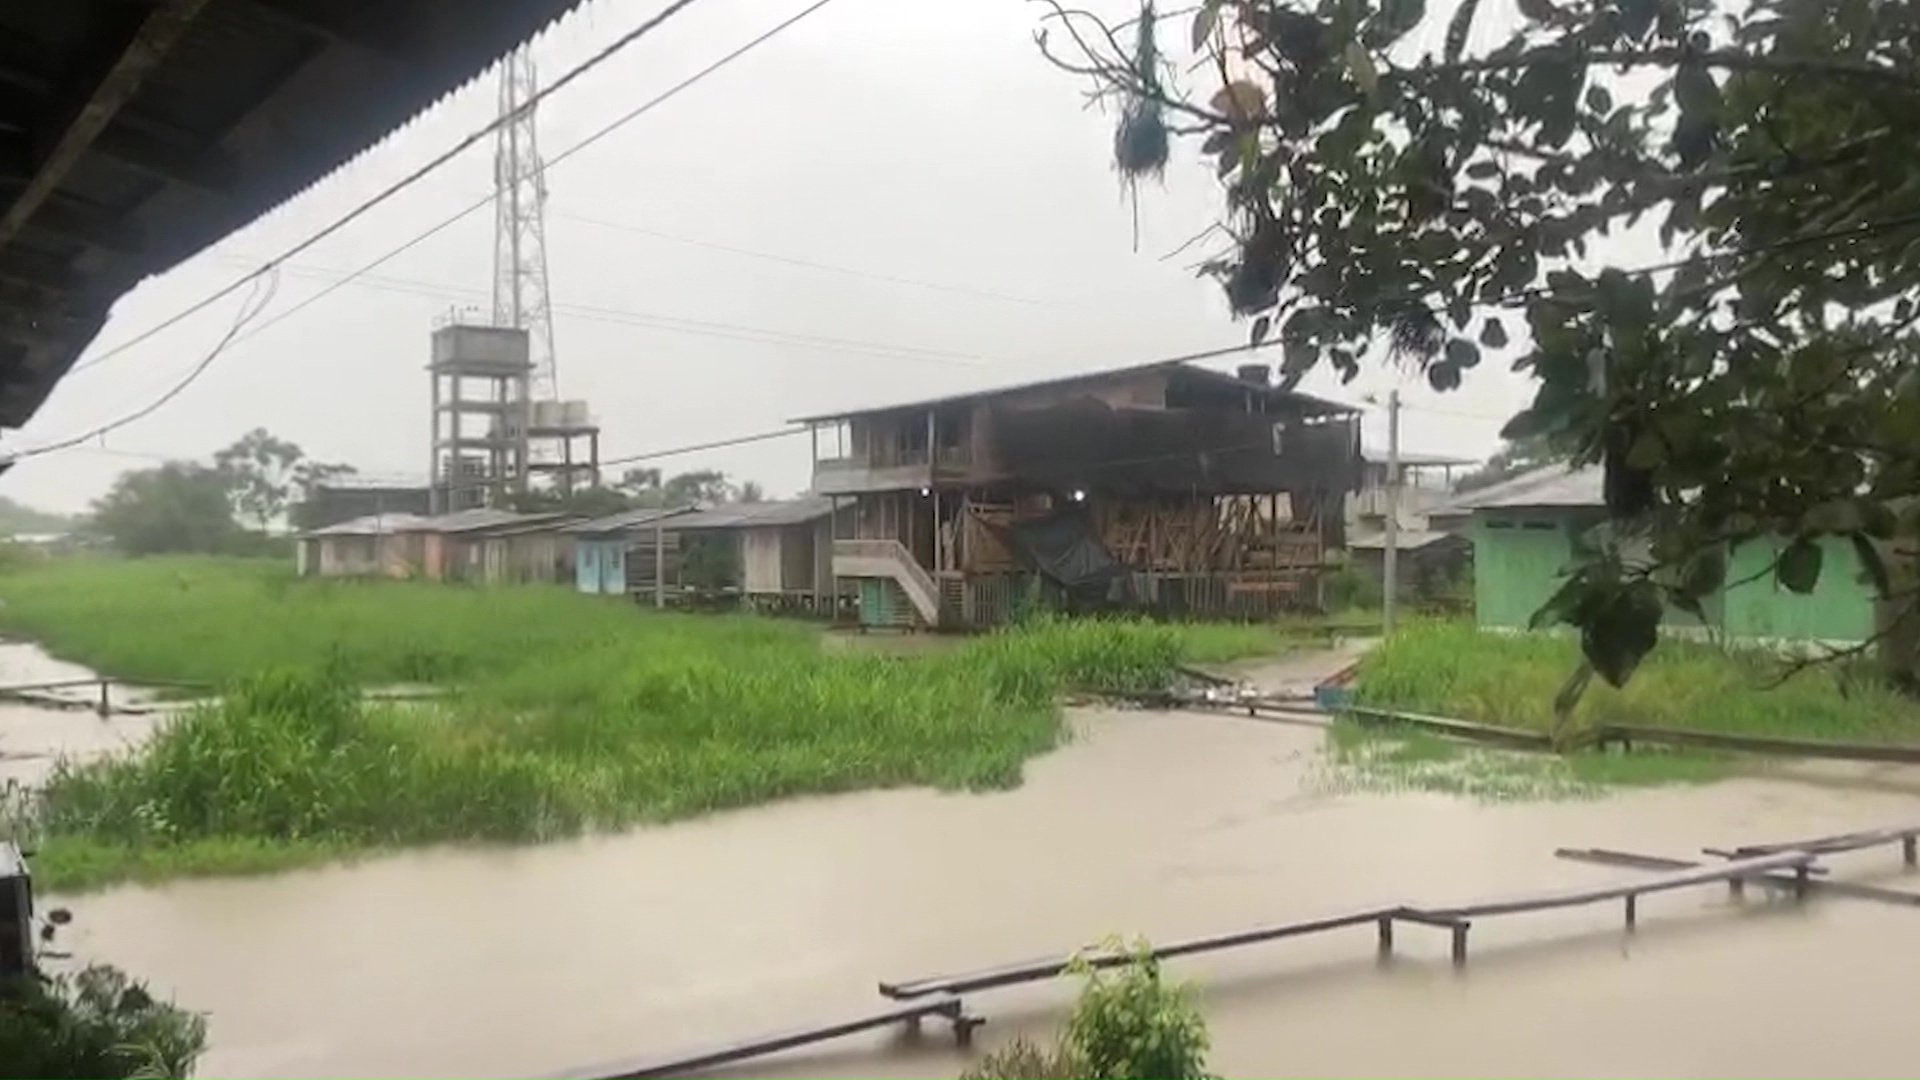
[{"xmin": 1447, "ymin": 465, "xmax": 1876, "ymax": 645}]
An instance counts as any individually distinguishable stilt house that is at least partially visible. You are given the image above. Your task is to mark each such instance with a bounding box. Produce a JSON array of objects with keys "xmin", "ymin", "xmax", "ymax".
[{"xmin": 796, "ymin": 360, "xmax": 1363, "ymax": 629}]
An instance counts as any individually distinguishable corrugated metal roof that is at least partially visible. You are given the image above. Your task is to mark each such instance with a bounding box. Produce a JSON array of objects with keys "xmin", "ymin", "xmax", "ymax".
[
  {"xmin": 789, "ymin": 360, "xmax": 1360, "ymax": 425},
  {"xmin": 408, "ymin": 508, "xmax": 565, "ymax": 534},
  {"xmin": 0, "ymin": 0, "xmax": 593, "ymax": 428},
  {"xmin": 301, "ymin": 512, "xmax": 432, "ymax": 538},
  {"xmin": 563, "ymin": 505, "xmax": 696, "ymax": 536},
  {"xmin": 666, "ymin": 497, "xmax": 834, "ymax": 532},
  {"xmin": 1442, "ymin": 464, "xmax": 1605, "ymax": 511}
]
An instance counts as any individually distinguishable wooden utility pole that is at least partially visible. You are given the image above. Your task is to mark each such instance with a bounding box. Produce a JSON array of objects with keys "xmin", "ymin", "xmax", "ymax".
[{"xmin": 1383, "ymin": 389, "xmax": 1401, "ymax": 636}]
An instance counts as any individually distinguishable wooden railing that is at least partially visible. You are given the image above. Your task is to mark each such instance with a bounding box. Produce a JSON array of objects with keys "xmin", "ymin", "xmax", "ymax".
[{"xmin": 832, "ymin": 539, "xmax": 941, "ymax": 626}]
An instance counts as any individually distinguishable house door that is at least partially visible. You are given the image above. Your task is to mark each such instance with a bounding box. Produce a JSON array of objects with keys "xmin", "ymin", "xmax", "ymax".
[{"xmin": 604, "ymin": 546, "xmax": 627, "ymax": 595}]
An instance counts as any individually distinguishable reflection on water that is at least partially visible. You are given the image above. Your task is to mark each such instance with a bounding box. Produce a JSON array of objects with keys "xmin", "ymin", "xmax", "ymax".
[{"xmin": 32, "ymin": 703, "xmax": 1920, "ymax": 1079}]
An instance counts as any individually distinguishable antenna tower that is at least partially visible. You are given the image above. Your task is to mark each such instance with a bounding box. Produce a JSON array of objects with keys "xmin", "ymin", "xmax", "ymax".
[{"xmin": 492, "ymin": 46, "xmax": 559, "ymax": 401}]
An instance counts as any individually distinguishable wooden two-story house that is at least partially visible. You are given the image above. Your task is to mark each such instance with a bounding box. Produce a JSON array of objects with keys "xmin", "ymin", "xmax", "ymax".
[{"xmin": 796, "ymin": 360, "xmax": 1363, "ymax": 629}]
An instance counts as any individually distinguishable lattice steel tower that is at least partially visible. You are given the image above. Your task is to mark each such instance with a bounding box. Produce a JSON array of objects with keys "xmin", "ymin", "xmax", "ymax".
[
  {"xmin": 484, "ymin": 46, "xmax": 598, "ymax": 494},
  {"xmin": 492, "ymin": 45, "xmax": 558, "ymax": 402}
]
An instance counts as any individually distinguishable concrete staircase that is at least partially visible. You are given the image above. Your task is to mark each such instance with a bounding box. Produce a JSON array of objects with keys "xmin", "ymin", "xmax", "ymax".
[{"xmin": 834, "ymin": 539, "xmax": 941, "ymax": 627}]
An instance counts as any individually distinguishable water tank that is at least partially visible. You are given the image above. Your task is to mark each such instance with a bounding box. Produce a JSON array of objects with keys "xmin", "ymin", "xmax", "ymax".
[
  {"xmin": 530, "ymin": 401, "xmax": 563, "ymax": 429},
  {"xmin": 561, "ymin": 400, "xmax": 591, "ymax": 427}
]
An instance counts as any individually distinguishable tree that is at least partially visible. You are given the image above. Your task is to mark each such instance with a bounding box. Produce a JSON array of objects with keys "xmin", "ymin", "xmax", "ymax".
[
  {"xmin": 213, "ymin": 428, "xmax": 305, "ymax": 531},
  {"xmin": 661, "ymin": 469, "xmax": 736, "ymax": 506},
  {"xmin": 88, "ymin": 463, "xmax": 242, "ymax": 557},
  {"xmin": 1455, "ymin": 433, "xmax": 1570, "ymax": 493},
  {"xmin": 737, "ymin": 480, "xmax": 768, "ymax": 503},
  {"xmin": 1043, "ymin": 0, "xmax": 1920, "ymax": 698},
  {"xmin": 505, "ymin": 485, "xmax": 633, "ymax": 518}
]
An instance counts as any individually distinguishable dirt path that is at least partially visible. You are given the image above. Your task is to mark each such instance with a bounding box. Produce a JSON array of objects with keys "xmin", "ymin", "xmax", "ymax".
[{"xmin": 1198, "ymin": 637, "xmax": 1376, "ymax": 698}]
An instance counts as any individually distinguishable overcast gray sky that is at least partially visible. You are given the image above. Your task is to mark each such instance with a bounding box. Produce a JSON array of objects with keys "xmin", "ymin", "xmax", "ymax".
[{"xmin": 3, "ymin": 0, "xmax": 1536, "ymax": 515}]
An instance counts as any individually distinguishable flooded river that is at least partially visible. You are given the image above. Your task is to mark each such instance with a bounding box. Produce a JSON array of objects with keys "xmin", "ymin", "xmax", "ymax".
[{"xmin": 16, "ymin": 639, "xmax": 1920, "ymax": 1078}]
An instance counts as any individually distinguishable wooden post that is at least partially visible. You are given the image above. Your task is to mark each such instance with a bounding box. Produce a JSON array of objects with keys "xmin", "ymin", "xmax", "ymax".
[
  {"xmin": 654, "ymin": 521, "xmax": 666, "ymax": 610},
  {"xmin": 1903, "ymin": 834, "xmax": 1916, "ymax": 868},
  {"xmin": 1449, "ymin": 922, "xmax": 1469, "ymax": 969},
  {"xmin": 1375, "ymin": 915, "xmax": 1394, "ymax": 963},
  {"xmin": 95, "ymin": 678, "xmax": 110, "ymax": 719},
  {"xmin": 1623, "ymin": 893, "xmax": 1637, "ymax": 931},
  {"xmin": 1793, "ymin": 863, "xmax": 1811, "ymax": 900}
]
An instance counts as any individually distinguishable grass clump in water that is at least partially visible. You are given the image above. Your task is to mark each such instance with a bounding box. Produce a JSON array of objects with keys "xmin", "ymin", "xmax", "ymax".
[
  {"xmin": 1330, "ymin": 620, "xmax": 1920, "ymax": 797},
  {"xmin": 13, "ymin": 580, "xmax": 1260, "ymax": 890}
]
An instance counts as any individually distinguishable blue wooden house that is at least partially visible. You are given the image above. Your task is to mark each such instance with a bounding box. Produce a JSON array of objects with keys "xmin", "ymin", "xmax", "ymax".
[{"xmin": 566, "ymin": 506, "xmax": 693, "ymax": 596}]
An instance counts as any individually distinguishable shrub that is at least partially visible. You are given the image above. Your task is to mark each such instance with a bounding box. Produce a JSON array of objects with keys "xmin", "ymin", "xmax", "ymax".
[
  {"xmin": 962, "ymin": 939, "xmax": 1214, "ymax": 1080},
  {"xmin": 0, "ymin": 965, "xmax": 206, "ymax": 1079},
  {"xmin": 958, "ymin": 1037, "xmax": 1087, "ymax": 1080},
  {"xmin": 1064, "ymin": 941, "xmax": 1212, "ymax": 1080}
]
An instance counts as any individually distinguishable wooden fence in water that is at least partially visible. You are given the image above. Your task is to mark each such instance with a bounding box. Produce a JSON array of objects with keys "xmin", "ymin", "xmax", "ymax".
[{"xmin": 555, "ymin": 824, "xmax": 1920, "ymax": 1080}]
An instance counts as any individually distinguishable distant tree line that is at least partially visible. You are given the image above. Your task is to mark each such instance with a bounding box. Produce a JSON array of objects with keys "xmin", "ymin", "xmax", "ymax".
[
  {"xmin": 503, "ymin": 467, "xmax": 768, "ymax": 518},
  {"xmin": 85, "ymin": 428, "xmax": 353, "ymax": 558},
  {"xmin": 81, "ymin": 430, "xmax": 774, "ymax": 559}
]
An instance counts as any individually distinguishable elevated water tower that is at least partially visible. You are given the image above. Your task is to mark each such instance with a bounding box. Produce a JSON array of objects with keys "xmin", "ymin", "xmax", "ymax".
[{"xmin": 428, "ymin": 321, "xmax": 530, "ymax": 513}]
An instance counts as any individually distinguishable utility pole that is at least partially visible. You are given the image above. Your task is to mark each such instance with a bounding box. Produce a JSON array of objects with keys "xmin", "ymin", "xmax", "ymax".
[{"xmin": 1383, "ymin": 388, "xmax": 1401, "ymax": 636}]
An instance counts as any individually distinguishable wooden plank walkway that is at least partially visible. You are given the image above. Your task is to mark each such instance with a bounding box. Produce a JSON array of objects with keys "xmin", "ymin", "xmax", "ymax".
[
  {"xmin": 1556, "ymin": 847, "xmax": 1920, "ymax": 908},
  {"xmin": 879, "ymin": 908, "xmax": 1405, "ymax": 1001},
  {"xmin": 883, "ymin": 851, "xmax": 1820, "ymax": 999},
  {"xmin": 550, "ymin": 996, "xmax": 978, "ymax": 1080},
  {"xmin": 558, "ymin": 825, "xmax": 1920, "ymax": 1079},
  {"xmin": 1161, "ymin": 695, "xmax": 1920, "ymax": 770}
]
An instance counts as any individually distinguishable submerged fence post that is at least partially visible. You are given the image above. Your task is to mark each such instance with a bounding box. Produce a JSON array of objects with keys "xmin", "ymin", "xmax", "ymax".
[{"xmin": 95, "ymin": 678, "xmax": 110, "ymax": 719}]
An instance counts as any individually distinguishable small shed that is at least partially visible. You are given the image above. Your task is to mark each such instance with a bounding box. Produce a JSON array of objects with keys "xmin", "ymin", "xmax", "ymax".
[
  {"xmin": 296, "ymin": 513, "xmax": 432, "ymax": 579},
  {"xmin": 661, "ymin": 498, "xmax": 836, "ymax": 610},
  {"xmin": 565, "ymin": 506, "xmax": 694, "ymax": 596},
  {"xmin": 1453, "ymin": 464, "xmax": 1876, "ymax": 645},
  {"xmin": 481, "ymin": 517, "xmax": 581, "ymax": 585},
  {"xmin": 407, "ymin": 509, "xmax": 566, "ymax": 584}
]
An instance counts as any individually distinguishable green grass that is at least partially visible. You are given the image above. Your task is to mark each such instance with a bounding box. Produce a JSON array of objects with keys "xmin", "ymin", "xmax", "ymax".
[
  {"xmin": 1317, "ymin": 718, "xmax": 1732, "ymax": 801},
  {"xmin": 1329, "ymin": 620, "xmax": 1920, "ymax": 798},
  {"xmin": 1354, "ymin": 620, "xmax": 1920, "ymax": 741},
  {"xmin": 0, "ymin": 557, "xmax": 1293, "ymax": 892}
]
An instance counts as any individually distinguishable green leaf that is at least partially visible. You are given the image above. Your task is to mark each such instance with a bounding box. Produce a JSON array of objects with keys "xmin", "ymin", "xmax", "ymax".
[
  {"xmin": 1282, "ymin": 339, "xmax": 1316, "ymax": 374},
  {"xmin": 1344, "ymin": 40, "xmax": 1379, "ymax": 96},
  {"xmin": 1192, "ymin": 0, "xmax": 1224, "ymax": 50},
  {"xmin": 1580, "ymin": 582, "xmax": 1662, "ymax": 688},
  {"xmin": 1381, "ymin": 0, "xmax": 1426, "ymax": 37},
  {"xmin": 1445, "ymin": 338, "xmax": 1481, "ymax": 369},
  {"xmin": 1852, "ymin": 534, "xmax": 1891, "ymax": 598},
  {"xmin": 1777, "ymin": 537, "xmax": 1824, "ymax": 595},
  {"xmin": 1251, "ymin": 314, "xmax": 1272, "ymax": 345},
  {"xmin": 1427, "ymin": 359, "xmax": 1463, "ymax": 391},
  {"xmin": 1679, "ymin": 546, "xmax": 1727, "ymax": 599},
  {"xmin": 1625, "ymin": 427, "xmax": 1664, "ymax": 470},
  {"xmin": 1466, "ymin": 161, "xmax": 1500, "ymax": 181},
  {"xmin": 1443, "ymin": 0, "xmax": 1482, "ymax": 62},
  {"xmin": 1618, "ymin": 0, "xmax": 1657, "ymax": 39},
  {"xmin": 1479, "ymin": 317, "xmax": 1509, "ymax": 348},
  {"xmin": 1584, "ymin": 84, "xmax": 1613, "ymax": 114}
]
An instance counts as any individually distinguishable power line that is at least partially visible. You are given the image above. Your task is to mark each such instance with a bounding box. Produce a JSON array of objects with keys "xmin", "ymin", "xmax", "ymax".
[
  {"xmin": 12, "ymin": 272, "xmax": 282, "ymax": 460},
  {"xmin": 205, "ymin": 255, "xmax": 999, "ymax": 368},
  {"xmin": 547, "ymin": 210, "xmax": 1067, "ymax": 309},
  {"xmin": 69, "ymin": 0, "xmax": 717, "ymax": 375},
  {"xmin": 72, "ymin": 0, "xmax": 842, "ymax": 382}
]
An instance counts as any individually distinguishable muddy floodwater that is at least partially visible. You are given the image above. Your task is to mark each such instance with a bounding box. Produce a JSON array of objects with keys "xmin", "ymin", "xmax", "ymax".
[{"xmin": 6, "ymin": 627, "xmax": 1916, "ymax": 1079}]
